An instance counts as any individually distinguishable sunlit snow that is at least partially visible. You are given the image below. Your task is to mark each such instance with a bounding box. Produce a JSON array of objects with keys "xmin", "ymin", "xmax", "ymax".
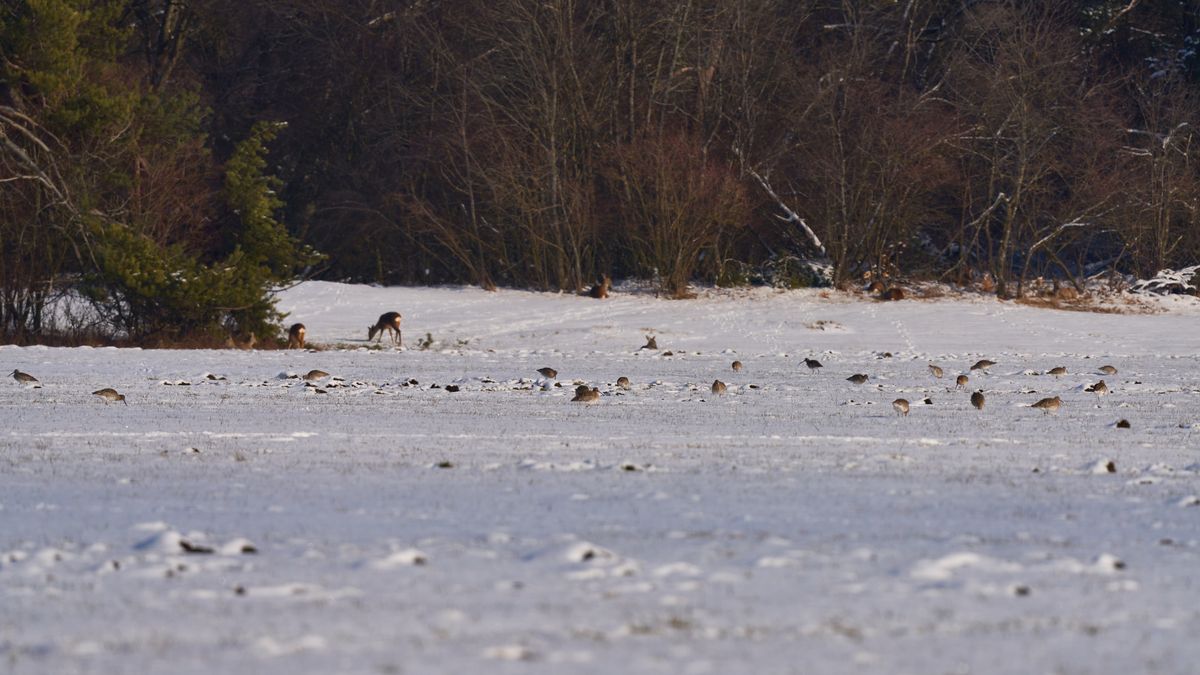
[{"xmin": 2, "ymin": 282, "xmax": 1199, "ymax": 673}]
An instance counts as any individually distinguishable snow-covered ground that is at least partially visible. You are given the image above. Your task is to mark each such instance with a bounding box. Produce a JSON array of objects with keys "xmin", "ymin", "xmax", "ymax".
[{"xmin": 3, "ymin": 282, "xmax": 1199, "ymax": 674}]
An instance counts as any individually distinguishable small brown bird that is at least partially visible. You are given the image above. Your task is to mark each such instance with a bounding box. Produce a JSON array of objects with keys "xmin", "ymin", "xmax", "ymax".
[
  {"xmin": 731, "ymin": 360, "xmax": 744, "ymax": 372},
  {"xmin": 803, "ymin": 358, "xmax": 824, "ymax": 371},
  {"xmin": 1097, "ymin": 365, "xmax": 1118, "ymax": 375},
  {"xmin": 1031, "ymin": 396, "xmax": 1062, "ymax": 414},
  {"xmin": 92, "ymin": 388, "xmax": 127, "ymax": 405},
  {"xmin": 711, "ymin": 379, "xmax": 727, "ymax": 396},
  {"xmin": 571, "ymin": 386, "xmax": 600, "ymax": 403},
  {"xmin": 970, "ymin": 359, "xmax": 996, "ymax": 371},
  {"xmin": 11, "ymin": 369, "xmax": 39, "ymax": 385},
  {"xmin": 846, "ymin": 373, "xmax": 869, "ymax": 384},
  {"xmin": 892, "ymin": 398, "xmax": 910, "ymax": 416},
  {"xmin": 303, "ymin": 369, "xmax": 330, "ymax": 382},
  {"xmin": 929, "ymin": 364, "xmax": 944, "ymax": 379},
  {"xmin": 642, "ymin": 335, "xmax": 658, "ymax": 350},
  {"xmin": 537, "ymin": 367, "xmax": 558, "ymax": 379},
  {"xmin": 971, "ymin": 391, "xmax": 985, "ymax": 410},
  {"xmin": 1047, "ymin": 366, "xmax": 1067, "ymax": 377},
  {"xmin": 616, "ymin": 376, "xmax": 631, "ymax": 390},
  {"xmin": 1085, "ymin": 379, "xmax": 1109, "ymax": 396},
  {"xmin": 956, "ymin": 374, "xmax": 969, "ymax": 389}
]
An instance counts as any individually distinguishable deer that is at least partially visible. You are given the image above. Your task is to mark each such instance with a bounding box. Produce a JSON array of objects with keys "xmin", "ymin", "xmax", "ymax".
[
  {"xmin": 287, "ymin": 323, "xmax": 306, "ymax": 349},
  {"xmin": 586, "ymin": 274, "xmax": 611, "ymax": 299},
  {"xmin": 368, "ymin": 312, "xmax": 403, "ymax": 345},
  {"xmin": 1052, "ymin": 278, "xmax": 1080, "ymax": 301}
]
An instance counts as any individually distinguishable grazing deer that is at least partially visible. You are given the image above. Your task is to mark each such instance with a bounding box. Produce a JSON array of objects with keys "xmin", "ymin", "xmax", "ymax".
[
  {"xmin": 586, "ymin": 275, "xmax": 612, "ymax": 299},
  {"xmin": 287, "ymin": 323, "xmax": 306, "ymax": 350},
  {"xmin": 368, "ymin": 312, "xmax": 403, "ymax": 345}
]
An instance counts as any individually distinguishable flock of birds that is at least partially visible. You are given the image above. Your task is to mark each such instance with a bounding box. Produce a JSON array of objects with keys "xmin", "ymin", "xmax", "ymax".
[
  {"xmin": 9, "ymin": 321, "xmax": 1122, "ymax": 417},
  {"xmin": 549, "ymin": 334, "xmax": 1121, "ymax": 418},
  {"xmin": 870, "ymin": 359, "xmax": 1117, "ymax": 417}
]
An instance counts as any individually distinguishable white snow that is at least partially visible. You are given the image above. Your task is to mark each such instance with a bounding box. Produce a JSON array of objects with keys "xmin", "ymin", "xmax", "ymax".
[{"xmin": 2, "ymin": 281, "xmax": 1200, "ymax": 674}]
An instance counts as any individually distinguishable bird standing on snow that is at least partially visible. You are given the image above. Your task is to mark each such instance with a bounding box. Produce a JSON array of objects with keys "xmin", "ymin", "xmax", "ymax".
[
  {"xmin": 956, "ymin": 374, "xmax": 969, "ymax": 389},
  {"xmin": 892, "ymin": 398, "xmax": 910, "ymax": 416},
  {"xmin": 711, "ymin": 379, "xmax": 727, "ymax": 396},
  {"xmin": 11, "ymin": 369, "xmax": 39, "ymax": 386},
  {"xmin": 1031, "ymin": 396, "xmax": 1062, "ymax": 414},
  {"xmin": 970, "ymin": 359, "xmax": 996, "ymax": 371},
  {"xmin": 571, "ymin": 386, "xmax": 600, "ymax": 403},
  {"xmin": 537, "ymin": 367, "xmax": 558, "ymax": 379},
  {"xmin": 92, "ymin": 388, "xmax": 127, "ymax": 405},
  {"xmin": 929, "ymin": 364, "xmax": 944, "ymax": 379},
  {"xmin": 1047, "ymin": 366, "xmax": 1067, "ymax": 377},
  {"xmin": 803, "ymin": 358, "xmax": 824, "ymax": 372},
  {"xmin": 971, "ymin": 391, "xmax": 985, "ymax": 410},
  {"xmin": 731, "ymin": 360, "xmax": 743, "ymax": 372},
  {"xmin": 1097, "ymin": 365, "xmax": 1118, "ymax": 375},
  {"xmin": 846, "ymin": 373, "xmax": 868, "ymax": 384},
  {"xmin": 1085, "ymin": 380, "xmax": 1109, "ymax": 396}
]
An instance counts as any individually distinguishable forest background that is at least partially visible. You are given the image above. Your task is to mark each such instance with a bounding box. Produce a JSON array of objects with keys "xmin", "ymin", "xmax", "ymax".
[{"xmin": 1, "ymin": 0, "xmax": 1197, "ymax": 344}]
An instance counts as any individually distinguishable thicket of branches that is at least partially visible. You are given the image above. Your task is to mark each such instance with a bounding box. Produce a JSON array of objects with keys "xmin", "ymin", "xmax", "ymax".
[{"xmin": 2, "ymin": 1, "xmax": 1199, "ymax": 341}]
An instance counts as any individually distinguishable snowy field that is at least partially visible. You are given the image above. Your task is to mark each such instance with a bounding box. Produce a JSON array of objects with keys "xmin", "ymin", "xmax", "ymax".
[{"xmin": 3, "ymin": 281, "xmax": 1200, "ymax": 674}]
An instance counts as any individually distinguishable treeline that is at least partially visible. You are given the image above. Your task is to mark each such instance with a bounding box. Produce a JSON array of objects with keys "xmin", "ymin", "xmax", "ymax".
[
  {"xmin": 2, "ymin": 1, "xmax": 1199, "ymax": 341},
  {"xmin": 0, "ymin": 1, "xmax": 320, "ymax": 343}
]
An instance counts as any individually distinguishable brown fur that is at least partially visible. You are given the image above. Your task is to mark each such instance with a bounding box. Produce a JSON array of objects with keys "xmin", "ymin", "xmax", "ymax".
[
  {"xmin": 1053, "ymin": 279, "xmax": 1080, "ymax": 301},
  {"xmin": 287, "ymin": 323, "xmax": 306, "ymax": 350},
  {"xmin": 880, "ymin": 287, "xmax": 905, "ymax": 301},
  {"xmin": 587, "ymin": 275, "xmax": 611, "ymax": 299},
  {"xmin": 980, "ymin": 273, "xmax": 996, "ymax": 294},
  {"xmin": 368, "ymin": 312, "xmax": 403, "ymax": 345}
]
